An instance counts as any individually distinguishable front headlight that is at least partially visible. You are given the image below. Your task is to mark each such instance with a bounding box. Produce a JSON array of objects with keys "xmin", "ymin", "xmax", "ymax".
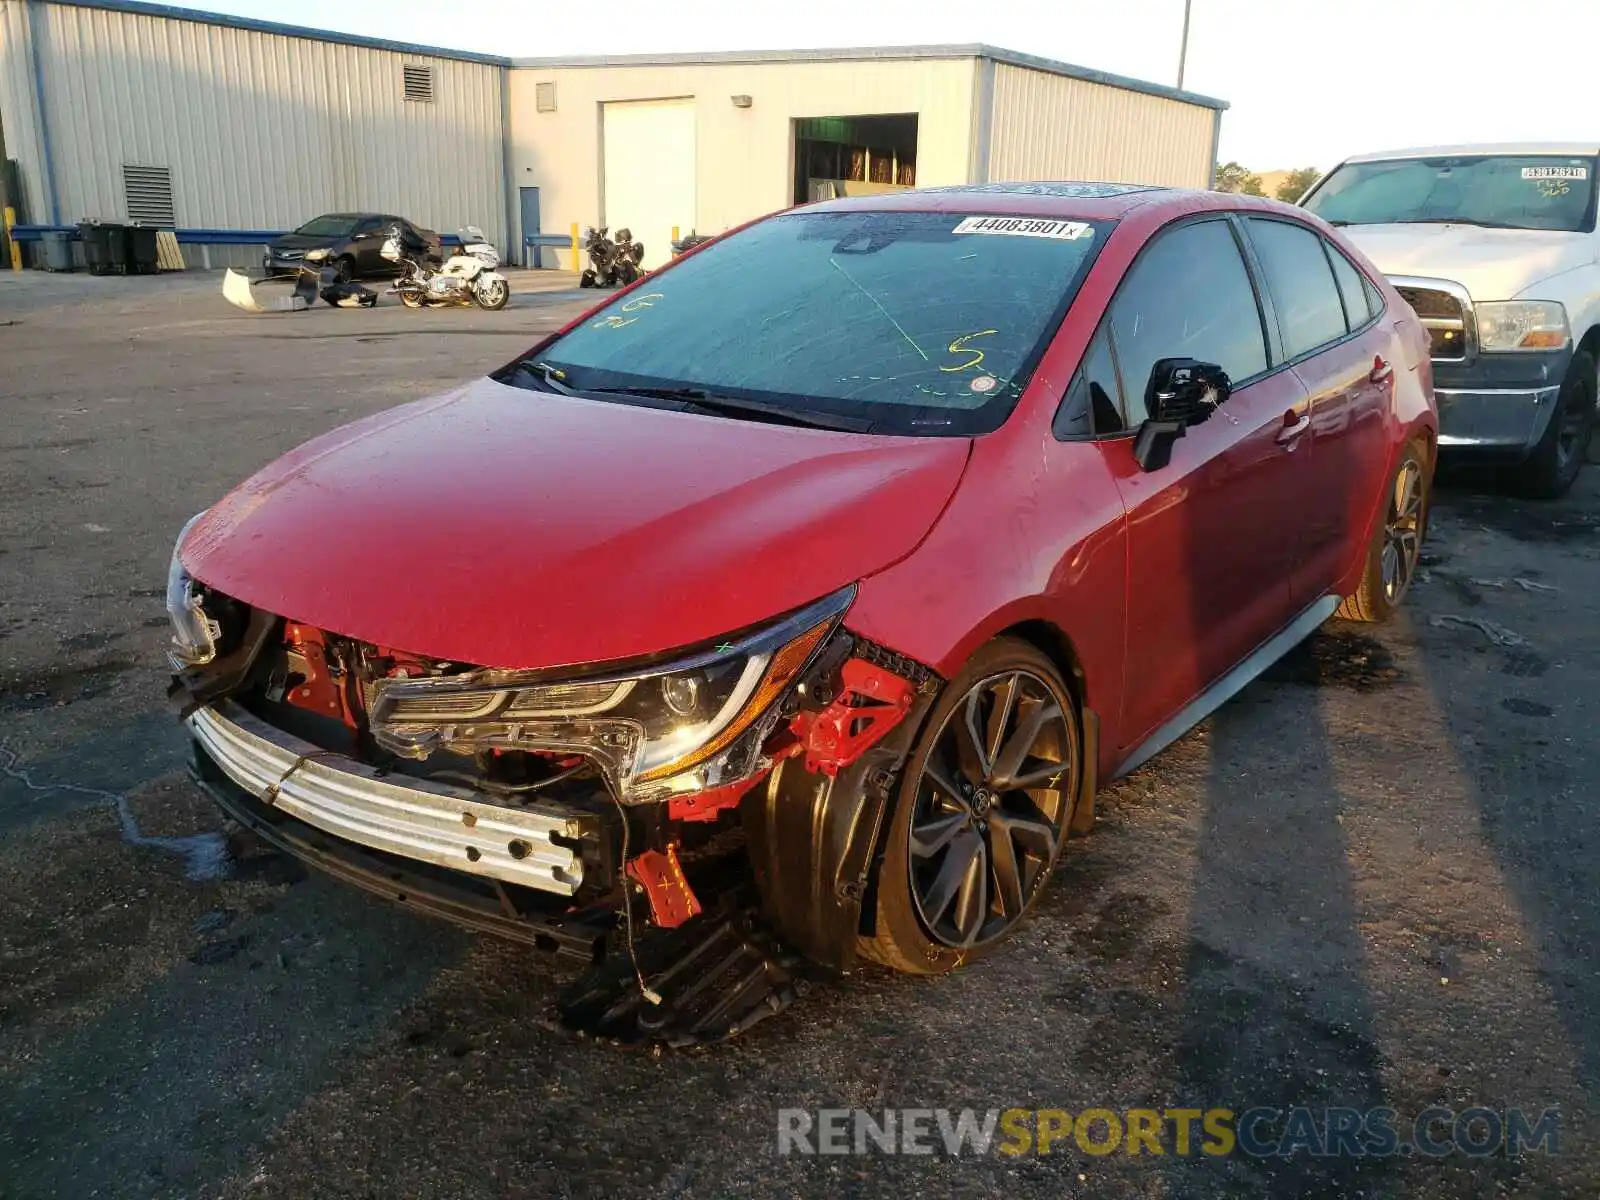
[
  {"xmin": 303, "ymin": 248, "xmax": 330, "ymax": 263},
  {"xmin": 368, "ymin": 587, "xmax": 853, "ymax": 802},
  {"xmin": 166, "ymin": 511, "xmax": 219, "ymax": 669},
  {"xmin": 1475, "ymin": 300, "xmax": 1570, "ymax": 352}
]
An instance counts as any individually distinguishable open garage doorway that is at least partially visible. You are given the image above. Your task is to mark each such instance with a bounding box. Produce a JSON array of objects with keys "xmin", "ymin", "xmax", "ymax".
[{"xmin": 792, "ymin": 114, "xmax": 918, "ymax": 205}]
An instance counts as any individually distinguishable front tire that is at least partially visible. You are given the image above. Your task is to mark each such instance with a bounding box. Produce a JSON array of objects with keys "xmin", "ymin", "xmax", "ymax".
[
  {"xmin": 1517, "ymin": 350, "xmax": 1595, "ymax": 499},
  {"xmin": 1337, "ymin": 440, "xmax": 1429, "ymax": 622},
  {"xmin": 861, "ymin": 639, "xmax": 1080, "ymax": 975},
  {"xmin": 398, "ymin": 289, "xmax": 424, "ymax": 309},
  {"xmin": 473, "ymin": 277, "xmax": 510, "ymax": 310}
]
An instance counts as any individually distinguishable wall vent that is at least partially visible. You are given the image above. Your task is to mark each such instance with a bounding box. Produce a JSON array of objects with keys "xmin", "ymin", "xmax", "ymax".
[
  {"xmin": 122, "ymin": 164, "xmax": 174, "ymax": 225},
  {"xmin": 403, "ymin": 64, "xmax": 435, "ymax": 102},
  {"xmin": 535, "ymin": 81, "xmax": 557, "ymax": 112}
]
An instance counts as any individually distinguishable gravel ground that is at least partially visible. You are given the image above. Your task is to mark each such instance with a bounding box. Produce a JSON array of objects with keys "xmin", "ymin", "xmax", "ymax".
[{"xmin": 1, "ymin": 270, "xmax": 1597, "ymax": 1198}]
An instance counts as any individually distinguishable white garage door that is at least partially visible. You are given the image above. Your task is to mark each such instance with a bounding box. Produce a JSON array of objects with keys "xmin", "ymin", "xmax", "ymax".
[{"xmin": 602, "ymin": 99, "xmax": 696, "ymax": 271}]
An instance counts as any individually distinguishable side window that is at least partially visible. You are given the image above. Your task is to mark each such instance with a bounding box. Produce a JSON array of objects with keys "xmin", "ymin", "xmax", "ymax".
[
  {"xmin": 1054, "ymin": 326, "xmax": 1126, "ymax": 439},
  {"xmin": 1245, "ymin": 217, "xmax": 1347, "ymax": 357},
  {"xmin": 355, "ymin": 216, "xmax": 382, "ymax": 235},
  {"xmin": 1325, "ymin": 241, "xmax": 1374, "ymax": 332},
  {"xmin": 1363, "ymin": 276, "xmax": 1384, "ymax": 320},
  {"xmin": 1109, "ymin": 219, "xmax": 1269, "ymax": 416}
]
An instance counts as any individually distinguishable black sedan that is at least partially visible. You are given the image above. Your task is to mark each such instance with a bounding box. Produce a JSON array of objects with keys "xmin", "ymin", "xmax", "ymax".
[{"xmin": 263, "ymin": 213, "xmax": 442, "ymax": 280}]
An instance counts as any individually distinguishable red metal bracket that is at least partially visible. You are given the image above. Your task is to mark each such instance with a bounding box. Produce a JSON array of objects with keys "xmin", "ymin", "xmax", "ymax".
[
  {"xmin": 788, "ymin": 658, "xmax": 916, "ymax": 777},
  {"xmin": 666, "ymin": 770, "xmax": 766, "ymax": 823},
  {"xmin": 625, "ymin": 843, "xmax": 703, "ymax": 929}
]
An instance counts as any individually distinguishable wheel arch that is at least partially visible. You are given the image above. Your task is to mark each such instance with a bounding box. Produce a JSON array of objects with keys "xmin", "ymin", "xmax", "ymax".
[{"xmin": 1576, "ymin": 327, "xmax": 1600, "ymax": 407}]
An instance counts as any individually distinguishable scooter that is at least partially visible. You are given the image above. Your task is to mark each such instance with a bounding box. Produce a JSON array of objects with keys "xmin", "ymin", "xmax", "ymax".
[{"xmin": 382, "ymin": 224, "xmax": 510, "ymax": 310}]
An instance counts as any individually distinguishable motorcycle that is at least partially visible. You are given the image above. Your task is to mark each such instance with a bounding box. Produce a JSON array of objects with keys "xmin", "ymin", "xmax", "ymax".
[
  {"xmin": 671, "ymin": 230, "xmax": 714, "ymax": 256},
  {"xmin": 580, "ymin": 225, "xmax": 645, "ymax": 288},
  {"xmin": 382, "ymin": 224, "xmax": 510, "ymax": 310}
]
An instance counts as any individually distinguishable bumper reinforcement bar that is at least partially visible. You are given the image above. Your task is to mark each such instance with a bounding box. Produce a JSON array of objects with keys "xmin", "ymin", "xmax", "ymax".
[{"xmin": 188, "ymin": 701, "xmax": 583, "ymax": 895}]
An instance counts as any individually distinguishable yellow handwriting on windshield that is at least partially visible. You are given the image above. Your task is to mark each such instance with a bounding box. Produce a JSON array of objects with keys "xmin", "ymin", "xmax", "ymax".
[
  {"xmin": 592, "ymin": 292, "xmax": 666, "ymax": 329},
  {"xmin": 1536, "ymin": 179, "xmax": 1571, "ymax": 198},
  {"xmin": 940, "ymin": 329, "xmax": 999, "ymax": 373}
]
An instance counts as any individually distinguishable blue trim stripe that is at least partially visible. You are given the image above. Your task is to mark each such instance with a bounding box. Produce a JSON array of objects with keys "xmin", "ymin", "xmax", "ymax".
[
  {"xmin": 49, "ymin": 0, "xmax": 510, "ymax": 65},
  {"xmin": 12, "ymin": 225, "xmax": 476, "ymax": 245}
]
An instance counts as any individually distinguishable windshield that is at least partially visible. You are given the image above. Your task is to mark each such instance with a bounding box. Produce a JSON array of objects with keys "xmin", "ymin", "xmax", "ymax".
[
  {"xmin": 1302, "ymin": 155, "xmax": 1597, "ymax": 232},
  {"xmin": 294, "ymin": 214, "xmax": 360, "ymax": 237},
  {"xmin": 503, "ymin": 209, "xmax": 1110, "ymax": 435}
]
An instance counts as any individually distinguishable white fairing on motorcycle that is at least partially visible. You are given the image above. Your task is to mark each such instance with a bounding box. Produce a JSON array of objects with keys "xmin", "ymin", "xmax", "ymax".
[{"xmin": 385, "ymin": 222, "xmax": 510, "ymax": 311}]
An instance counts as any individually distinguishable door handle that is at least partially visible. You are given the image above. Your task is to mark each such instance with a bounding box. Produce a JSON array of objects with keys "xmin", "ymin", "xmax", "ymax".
[
  {"xmin": 1370, "ymin": 356, "xmax": 1394, "ymax": 384},
  {"xmin": 1275, "ymin": 410, "xmax": 1311, "ymax": 446}
]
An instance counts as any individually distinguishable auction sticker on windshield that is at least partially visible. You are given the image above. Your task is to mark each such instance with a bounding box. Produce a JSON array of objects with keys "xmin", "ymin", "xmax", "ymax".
[
  {"xmin": 953, "ymin": 216, "xmax": 1095, "ymax": 240},
  {"xmin": 1522, "ymin": 166, "xmax": 1588, "ymax": 180}
]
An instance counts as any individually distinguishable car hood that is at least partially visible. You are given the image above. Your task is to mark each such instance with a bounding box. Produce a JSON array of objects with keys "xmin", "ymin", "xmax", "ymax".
[
  {"xmin": 1341, "ymin": 222, "xmax": 1596, "ymax": 302},
  {"xmin": 181, "ymin": 378, "xmax": 971, "ymax": 670}
]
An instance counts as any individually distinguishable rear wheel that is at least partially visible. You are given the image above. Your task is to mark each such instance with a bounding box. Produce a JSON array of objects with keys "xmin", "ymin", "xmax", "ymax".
[
  {"xmin": 1337, "ymin": 440, "xmax": 1429, "ymax": 622},
  {"xmin": 1517, "ymin": 350, "xmax": 1595, "ymax": 499},
  {"xmin": 861, "ymin": 639, "xmax": 1080, "ymax": 975}
]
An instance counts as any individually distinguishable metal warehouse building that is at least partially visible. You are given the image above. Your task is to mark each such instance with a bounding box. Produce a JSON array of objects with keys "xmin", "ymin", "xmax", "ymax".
[{"xmin": 0, "ymin": 0, "xmax": 1227, "ymax": 271}]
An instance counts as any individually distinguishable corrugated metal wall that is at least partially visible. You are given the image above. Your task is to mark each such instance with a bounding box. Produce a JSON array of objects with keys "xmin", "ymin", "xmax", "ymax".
[
  {"xmin": 508, "ymin": 57, "xmax": 977, "ymax": 271},
  {"xmin": 984, "ymin": 62, "xmax": 1214, "ymax": 189},
  {"xmin": 0, "ymin": 1, "xmax": 505, "ymax": 248}
]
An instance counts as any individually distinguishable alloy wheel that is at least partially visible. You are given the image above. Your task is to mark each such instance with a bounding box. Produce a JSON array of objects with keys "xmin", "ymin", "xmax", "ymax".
[
  {"xmin": 1381, "ymin": 457, "xmax": 1424, "ymax": 604},
  {"xmin": 1555, "ymin": 401, "xmax": 1590, "ymax": 470},
  {"xmin": 908, "ymin": 669, "xmax": 1075, "ymax": 949}
]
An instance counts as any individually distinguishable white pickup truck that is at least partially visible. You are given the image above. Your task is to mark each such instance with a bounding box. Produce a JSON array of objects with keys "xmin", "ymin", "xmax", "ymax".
[{"xmin": 1300, "ymin": 143, "xmax": 1599, "ymax": 496}]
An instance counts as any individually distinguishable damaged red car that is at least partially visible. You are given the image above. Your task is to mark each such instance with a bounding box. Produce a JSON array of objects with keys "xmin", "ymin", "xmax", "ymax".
[{"xmin": 167, "ymin": 183, "xmax": 1435, "ymax": 1043}]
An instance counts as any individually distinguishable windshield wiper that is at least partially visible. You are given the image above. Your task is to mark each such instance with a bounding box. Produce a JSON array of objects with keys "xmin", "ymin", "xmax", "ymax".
[
  {"xmin": 511, "ymin": 360, "xmax": 578, "ymax": 395},
  {"xmin": 1393, "ymin": 217, "xmax": 1525, "ymax": 230},
  {"xmin": 584, "ymin": 385, "xmax": 875, "ymax": 432}
]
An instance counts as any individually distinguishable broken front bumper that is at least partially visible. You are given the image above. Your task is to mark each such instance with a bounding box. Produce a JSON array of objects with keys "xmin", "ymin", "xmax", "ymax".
[{"xmin": 187, "ymin": 701, "xmax": 585, "ymax": 895}]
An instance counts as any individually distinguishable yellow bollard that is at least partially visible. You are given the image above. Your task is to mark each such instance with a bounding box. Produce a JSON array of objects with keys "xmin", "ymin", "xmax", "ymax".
[
  {"xmin": 4, "ymin": 207, "xmax": 20, "ymax": 272},
  {"xmin": 570, "ymin": 222, "xmax": 580, "ymax": 273},
  {"xmin": 671, "ymin": 225, "xmax": 679, "ymax": 247}
]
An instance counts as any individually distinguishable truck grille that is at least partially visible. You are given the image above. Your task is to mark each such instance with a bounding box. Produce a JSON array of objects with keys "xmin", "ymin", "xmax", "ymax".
[{"xmin": 1394, "ymin": 284, "xmax": 1467, "ymax": 361}]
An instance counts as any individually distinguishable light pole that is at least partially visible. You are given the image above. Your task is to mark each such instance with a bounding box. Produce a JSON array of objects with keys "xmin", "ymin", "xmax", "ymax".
[{"xmin": 1177, "ymin": 0, "xmax": 1193, "ymax": 89}]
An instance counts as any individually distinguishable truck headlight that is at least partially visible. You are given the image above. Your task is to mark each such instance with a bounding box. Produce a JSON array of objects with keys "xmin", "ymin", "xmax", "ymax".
[
  {"xmin": 368, "ymin": 587, "xmax": 854, "ymax": 802},
  {"xmin": 1475, "ymin": 300, "xmax": 1570, "ymax": 352},
  {"xmin": 166, "ymin": 512, "xmax": 219, "ymax": 668}
]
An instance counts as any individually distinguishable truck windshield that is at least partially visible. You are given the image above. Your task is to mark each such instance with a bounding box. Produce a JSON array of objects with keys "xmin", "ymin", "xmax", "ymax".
[
  {"xmin": 503, "ymin": 209, "xmax": 1110, "ymax": 436},
  {"xmin": 1302, "ymin": 155, "xmax": 1597, "ymax": 233}
]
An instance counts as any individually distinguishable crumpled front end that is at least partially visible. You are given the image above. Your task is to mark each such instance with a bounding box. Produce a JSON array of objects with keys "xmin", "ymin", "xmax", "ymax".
[{"xmin": 168, "ymin": 524, "xmax": 941, "ymax": 1025}]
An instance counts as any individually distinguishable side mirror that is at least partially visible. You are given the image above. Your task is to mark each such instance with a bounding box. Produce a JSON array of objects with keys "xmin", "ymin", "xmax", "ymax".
[{"xmin": 1133, "ymin": 358, "xmax": 1232, "ymax": 472}]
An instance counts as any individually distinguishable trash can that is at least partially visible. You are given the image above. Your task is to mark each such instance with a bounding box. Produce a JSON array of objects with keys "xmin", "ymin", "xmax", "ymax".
[
  {"xmin": 40, "ymin": 229, "xmax": 75, "ymax": 272},
  {"xmin": 78, "ymin": 221, "xmax": 112, "ymax": 274},
  {"xmin": 103, "ymin": 222, "xmax": 131, "ymax": 274},
  {"xmin": 126, "ymin": 223, "xmax": 159, "ymax": 274}
]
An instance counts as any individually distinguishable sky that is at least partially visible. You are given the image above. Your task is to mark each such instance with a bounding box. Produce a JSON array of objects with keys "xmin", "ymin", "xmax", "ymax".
[{"xmin": 199, "ymin": 0, "xmax": 1599, "ymax": 171}]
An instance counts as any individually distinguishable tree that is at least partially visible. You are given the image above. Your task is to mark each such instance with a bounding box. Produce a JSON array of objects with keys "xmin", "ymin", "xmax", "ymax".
[
  {"xmin": 1214, "ymin": 161, "xmax": 1264, "ymax": 196},
  {"xmin": 1276, "ymin": 167, "xmax": 1322, "ymax": 202}
]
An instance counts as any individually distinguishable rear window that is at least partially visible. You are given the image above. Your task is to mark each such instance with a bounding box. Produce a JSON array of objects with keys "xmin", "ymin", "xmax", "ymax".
[{"xmin": 511, "ymin": 209, "xmax": 1111, "ymax": 435}]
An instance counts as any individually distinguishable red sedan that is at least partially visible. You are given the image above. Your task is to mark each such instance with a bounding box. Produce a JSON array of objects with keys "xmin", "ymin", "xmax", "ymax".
[{"xmin": 166, "ymin": 182, "xmax": 1434, "ymax": 1041}]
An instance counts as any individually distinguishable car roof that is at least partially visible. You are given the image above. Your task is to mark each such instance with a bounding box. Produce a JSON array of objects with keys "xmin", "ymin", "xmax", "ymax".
[
  {"xmin": 1340, "ymin": 142, "xmax": 1600, "ymax": 163},
  {"xmin": 800, "ymin": 181, "xmax": 1284, "ymax": 223}
]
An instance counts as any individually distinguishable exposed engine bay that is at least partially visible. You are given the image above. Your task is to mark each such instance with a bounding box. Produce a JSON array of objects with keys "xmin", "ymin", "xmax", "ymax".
[{"xmin": 169, "ymin": 574, "xmax": 941, "ymax": 1045}]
